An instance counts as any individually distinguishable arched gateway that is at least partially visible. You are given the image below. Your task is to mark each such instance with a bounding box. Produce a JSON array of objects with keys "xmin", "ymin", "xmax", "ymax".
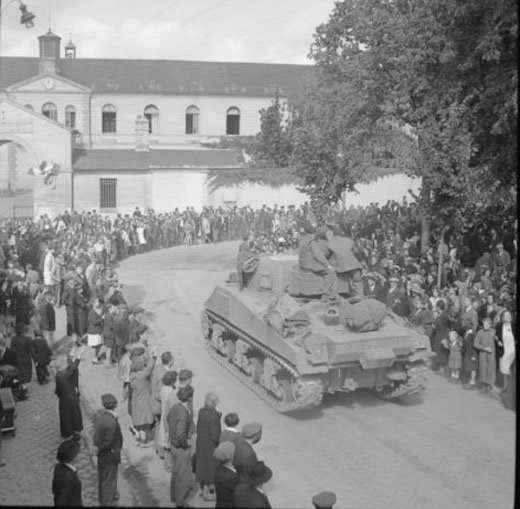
[{"xmin": 0, "ymin": 99, "xmax": 73, "ymax": 219}]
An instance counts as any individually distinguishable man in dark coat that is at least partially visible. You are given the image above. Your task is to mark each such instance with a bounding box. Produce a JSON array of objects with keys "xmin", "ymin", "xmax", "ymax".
[
  {"xmin": 11, "ymin": 278, "xmax": 32, "ymax": 326},
  {"xmin": 0, "ymin": 335, "xmax": 19, "ymax": 368},
  {"xmin": 232, "ymin": 461, "xmax": 273, "ymax": 509},
  {"xmin": 195, "ymin": 392, "xmax": 222, "ymax": 501},
  {"xmin": 55, "ymin": 349, "xmax": 84, "ymax": 439},
  {"xmin": 167, "ymin": 385, "xmax": 195, "ymax": 507},
  {"xmin": 214, "ymin": 442, "xmax": 240, "ymax": 509},
  {"xmin": 93, "ymin": 393, "xmax": 123, "ymax": 507},
  {"xmin": 31, "ymin": 330, "xmax": 53, "ymax": 384},
  {"xmin": 10, "ymin": 323, "xmax": 33, "ymax": 384},
  {"xmin": 38, "ymin": 292, "xmax": 56, "ymax": 344},
  {"xmin": 233, "ymin": 422, "xmax": 261, "ymax": 478},
  {"xmin": 73, "ymin": 286, "xmax": 89, "ymax": 340},
  {"xmin": 52, "ymin": 440, "xmax": 83, "ymax": 506},
  {"xmin": 61, "ymin": 277, "xmax": 76, "ymax": 337}
]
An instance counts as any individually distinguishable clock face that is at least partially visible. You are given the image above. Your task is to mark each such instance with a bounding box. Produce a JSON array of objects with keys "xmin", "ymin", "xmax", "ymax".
[{"xmin": 43, "ymin": 77, "xmax": 55, "ymax": 90}]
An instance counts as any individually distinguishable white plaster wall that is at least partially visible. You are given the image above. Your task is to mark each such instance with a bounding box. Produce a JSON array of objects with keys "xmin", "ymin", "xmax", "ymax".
[{"xmin": 151, "ymin": 170, "xmax": 207, "ymax": 212}]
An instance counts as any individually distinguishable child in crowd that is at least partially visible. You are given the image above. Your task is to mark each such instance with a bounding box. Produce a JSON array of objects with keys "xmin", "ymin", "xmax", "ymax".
[{"xmin": 445, "ymin": 330, "xmax": 463, "ymax": 382}]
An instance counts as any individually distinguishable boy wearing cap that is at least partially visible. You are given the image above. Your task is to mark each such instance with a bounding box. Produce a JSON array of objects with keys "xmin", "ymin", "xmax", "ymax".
[
  {"xmin": 233, "ymin": 422, "xmax": 261, "ymax": 478},
  {"xmin": 52, "ymin": 440, "xmax": 82, "ymax": 506},
  {"xmin": 312, "ymin": 491, "xmax": 337, "ymax": 509},
  {"xmin": 214, "ymin": 442, "xmax": 239, "ymax": 508}
]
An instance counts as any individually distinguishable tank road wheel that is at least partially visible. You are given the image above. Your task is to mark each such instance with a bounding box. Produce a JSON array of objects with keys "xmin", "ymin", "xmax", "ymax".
[
  {"xmin": 276, "ymin": 376, "xmax": 296, "ymax": 404},
  {"xmin": 201, "ymin": 311, "xmax": 212, "ymax": 340},
  {"xmin": 249, "ymin": 357, "xmax": 264, "ymax": 384},
  {"xmin": 210, "ymin": 324, "xmax": 226, "ymax": 355},
  {"xmin": 224, "ymin": 339, "xmax": 236, "ymax": 363}
]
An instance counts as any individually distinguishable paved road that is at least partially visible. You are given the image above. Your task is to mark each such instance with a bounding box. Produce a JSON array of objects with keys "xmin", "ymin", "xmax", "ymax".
[
  {"xmin": 116, "ymin": 241, "xmax": 516, "ymax": 509},
  {"xmin": 0, "ymin": 336, "xmax": 98, "ymax": 507}
]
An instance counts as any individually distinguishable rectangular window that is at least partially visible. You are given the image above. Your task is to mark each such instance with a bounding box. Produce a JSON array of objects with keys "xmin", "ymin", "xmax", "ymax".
[
  {"xmin": 226, "ymin": 115, "xmax": 240, "ymax": 135},
  {"xmin": 102, "ymin": 112, "xmax": 117, "ymax": 133},
  {"xmin": 99, "ymin": 179, "xmax": 117, "ymax": 209},
  {"xmin": 185, "ymin": 113, "xmax": 199, "ymax": 134},
  {"xmin": 65, "ymin": 111, "xmax": 76, "ymax": 129}
]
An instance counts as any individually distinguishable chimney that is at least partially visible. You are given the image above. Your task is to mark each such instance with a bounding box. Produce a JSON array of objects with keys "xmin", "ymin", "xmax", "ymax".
[
  {"xmin": 135, "ymin": 115, "xmax": 150, "ymax": 151},
  {"xmin": 38, "ymin": 30, "xmax": 61, "ymax": 75}
]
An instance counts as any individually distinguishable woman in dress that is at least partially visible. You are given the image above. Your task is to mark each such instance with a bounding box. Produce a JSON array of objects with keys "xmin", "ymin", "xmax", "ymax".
[
  {"xmin": 87, "ymin": 299, "xmax": 104, "ymax": 364},
  {"xmin": 55, "ymin": 347, "xmax": 84, "ymax": 440},
  {"xmin": 495, "ymin": 310, "xmax": 516, "ymax": 394},
  {"xmin": 129, "ymin": 349, "xmax": 157, "ymax": 446},
  {"xmin": 158, "ymin": 370, "xmax": 178, "ymax": 459}
]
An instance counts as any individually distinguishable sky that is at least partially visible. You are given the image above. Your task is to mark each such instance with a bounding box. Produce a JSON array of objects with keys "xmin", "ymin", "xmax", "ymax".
[{"xmin": 1, "ymin": 0, "xmax": 337, "ymax": 64}]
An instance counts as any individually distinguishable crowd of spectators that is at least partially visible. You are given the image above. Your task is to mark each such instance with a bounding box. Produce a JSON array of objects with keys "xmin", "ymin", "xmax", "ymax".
[{"xmin": 0, "ymin": 198, "xmax": 516, "ymax": 505}]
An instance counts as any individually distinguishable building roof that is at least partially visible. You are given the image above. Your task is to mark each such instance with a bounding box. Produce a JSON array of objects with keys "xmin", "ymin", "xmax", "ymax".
[
  {"xmin": 0, "ymin": 56, "xmax": 314, "ymax": 97},
  {"xmin": 72, "ymin": 148, "xmax": 242, "ymax": 171}
]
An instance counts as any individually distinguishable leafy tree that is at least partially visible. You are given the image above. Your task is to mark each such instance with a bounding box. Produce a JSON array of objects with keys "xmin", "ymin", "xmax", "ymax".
[{"xmin": 285, "ymin": 0, "xmax": 517, "ymax": 243}]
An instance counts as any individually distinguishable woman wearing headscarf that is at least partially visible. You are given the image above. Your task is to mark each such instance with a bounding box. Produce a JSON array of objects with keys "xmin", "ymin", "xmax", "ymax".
[
  {"xmin": 52, "ymin": 440, "xmax": 82, "ymax": 506},
  {"xmin": 195, "ymin": 392, "xmax": 222, "ymax": 501},
  {"xmin": 129, "ymin": 347, "xmax": 157, "ymax": 446},
  {"xmin": 55, "ymin": 347, "xmax": 84, "ymax": 440}
]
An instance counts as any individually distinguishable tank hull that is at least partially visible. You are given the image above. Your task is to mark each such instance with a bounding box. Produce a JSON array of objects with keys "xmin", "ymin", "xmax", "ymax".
[{"xmin": 202, "ymin": 281, "xmax": 432, "ymax": 412}]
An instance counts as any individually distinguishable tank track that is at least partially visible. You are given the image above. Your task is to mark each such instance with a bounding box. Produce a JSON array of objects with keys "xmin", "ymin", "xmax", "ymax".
[
  {"xmin": 202, "ymin": 310, "xmax": 323, "ymax": 413},
  {"xmin": 377, "ymin": 364, "xmax": 429, "ymax": 399}
]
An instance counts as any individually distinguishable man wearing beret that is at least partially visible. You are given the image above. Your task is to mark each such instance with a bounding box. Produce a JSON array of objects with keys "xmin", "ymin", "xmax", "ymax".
[
  {"xmin": 93, "ymin": 393, "xmax": 123, "ymax": 506},
  {"xmin": 233, "ymin": 422, "xmax": 261, "ymax": 478}
]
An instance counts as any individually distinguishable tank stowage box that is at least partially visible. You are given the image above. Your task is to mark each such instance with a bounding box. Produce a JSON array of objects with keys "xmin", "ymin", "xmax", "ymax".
[{"xmin": 202, "ymin": 252, "xmax": 432, "ymax": 412}]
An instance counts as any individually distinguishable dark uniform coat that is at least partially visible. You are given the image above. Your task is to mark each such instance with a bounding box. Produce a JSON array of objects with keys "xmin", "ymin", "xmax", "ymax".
[
  {"xmin": 73, "ymin": 291, "xmax": 89, "ymax": 338},
  {"xmin": 214, "ymin": 464, "xmax": 240, "ymax": 508},
  {"xmin": 233, "ymin": 484, "xmax": 272, "ymax": 508},
  {"xmin": 10, "ymin": 333, "xmax": 33, "ymax": 384},
  {"xmin": 233, "ymin": 435, "xmax": 258, "ymax": 478},
  {"xmin": 52, "ymin": 463, "xmax": 83, "ymax": 506},
  {"xmin": 12, "ymin": 285, "xmax": 32, "ymax": 325},
  {"xmin": 61, "ymin": 285, "xmax": 76, "ymax": 336},
  {"xmin": 195, "ymin": 405, "xmax": 222, "ymax": 485},
  {"xmin": 55, "ymin": 358, "xmax": 83, "ymax": 437}
]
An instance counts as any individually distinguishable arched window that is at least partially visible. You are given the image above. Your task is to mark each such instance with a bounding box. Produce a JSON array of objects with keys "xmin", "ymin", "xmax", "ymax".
[
  {"xmin": 144, "ymin": 105, "xmax": 159, "ymax": 134},
  {"xmin": 24, "ymin": 104, "xmax": 34, "ymax": 111},
  {"xmin": 65, "ymin": 105, "xmax": 76, "ymax": 129},
  {"xmin": 42, "ymin": 102, "xmax": 57, "ymax": 121},
  {"xmin": 102, "ymin": 104, "xmax": 117, "ymax": 133},
  {"xmin": 185, "ymin": 105, "xmax": 200, "ymax": 135},
  {"xmin": 226, "ymin": 107, "xmax": 240, "ymax": 135}
]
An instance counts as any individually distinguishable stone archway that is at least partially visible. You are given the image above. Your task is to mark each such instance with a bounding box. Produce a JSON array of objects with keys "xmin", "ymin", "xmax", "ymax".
[{"xmin": 0, "ymin": 136, "xmax": 40, "ymax": 218}]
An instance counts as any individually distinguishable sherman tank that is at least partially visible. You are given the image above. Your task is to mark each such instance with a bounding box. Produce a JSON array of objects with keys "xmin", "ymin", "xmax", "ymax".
[{"xmin": 201, "ymin": 240, "xmax": 432, "ymax": 413}]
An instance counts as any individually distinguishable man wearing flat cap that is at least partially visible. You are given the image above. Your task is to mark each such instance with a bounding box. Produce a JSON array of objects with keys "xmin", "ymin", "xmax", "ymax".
[
  {"xmin": 233, "ymin": 422, "xmax": 261, "ymax": 478},
  {"xmin": 214, "ymin": 442, "xmax": 240, "ymax": 508},
  {"xmin": 233, "ymin": 461, "xmax": 273, "ymax": 508},
  {"xmin": 312, "ymin": 490, "xmax": 337, "ymax": 509},
  {"xmin": 52, "ymin": 440, "xmax": 82, "ymax": 506},
  {"xmin": 93, "ymin": 393, "xmax": 123, "ymax": 506}
]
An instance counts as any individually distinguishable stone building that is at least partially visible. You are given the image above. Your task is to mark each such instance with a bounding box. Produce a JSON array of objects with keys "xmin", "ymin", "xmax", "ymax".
[{"xmin": 0, "ymin": 30, "xmax": 312, "ymax": 217}]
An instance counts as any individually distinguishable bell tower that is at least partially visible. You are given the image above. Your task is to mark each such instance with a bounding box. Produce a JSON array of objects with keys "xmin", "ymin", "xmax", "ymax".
[
  {"xmin": 38, "ymin": 29, "xmax": 61, "ymax": 75},
  {"xmin": 65, "ymin": 35, "xmax": 76, "ymax": 59}
]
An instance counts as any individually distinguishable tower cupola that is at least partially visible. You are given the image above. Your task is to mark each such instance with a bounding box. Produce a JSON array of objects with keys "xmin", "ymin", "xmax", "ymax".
[
  {"xmin": 65, "ymin": 35, "xmax": 76, "ymax": 59},
  {"xmin": 38, "ymin": 29, "xmax": 61, "ymax": 75}
]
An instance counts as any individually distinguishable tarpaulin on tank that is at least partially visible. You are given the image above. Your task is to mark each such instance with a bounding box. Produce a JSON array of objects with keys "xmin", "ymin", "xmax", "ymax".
[{"xmin": 328, "ymin": 237, "xmax": 363, "ymax": 274}]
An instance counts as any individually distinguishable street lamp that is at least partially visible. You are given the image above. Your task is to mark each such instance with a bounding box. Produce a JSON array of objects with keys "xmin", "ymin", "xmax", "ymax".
[{"xmin": 0, "ymin": 0, "xmax": 36, "ymax": 28}]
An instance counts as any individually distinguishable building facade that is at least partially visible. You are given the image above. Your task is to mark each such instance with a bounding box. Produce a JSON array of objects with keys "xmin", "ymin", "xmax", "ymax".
[{"xmin": 0, "ymin": 30, "xmax": 314, "ymax": 217}]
